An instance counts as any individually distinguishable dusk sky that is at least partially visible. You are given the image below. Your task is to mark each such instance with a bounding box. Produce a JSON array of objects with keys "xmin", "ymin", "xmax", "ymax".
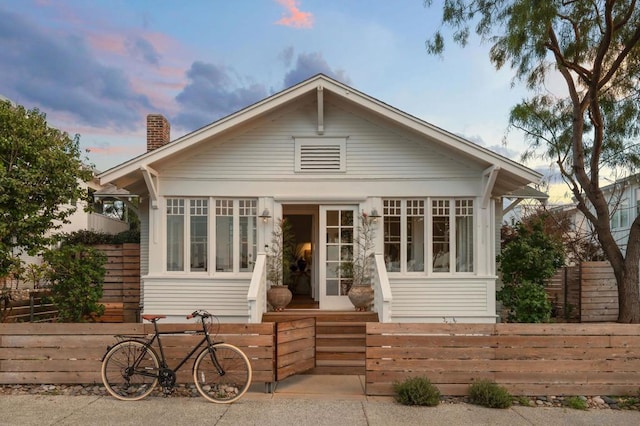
[{"xmin": 0, "ymin": 0, "xmax": 568, "ymax": 201}]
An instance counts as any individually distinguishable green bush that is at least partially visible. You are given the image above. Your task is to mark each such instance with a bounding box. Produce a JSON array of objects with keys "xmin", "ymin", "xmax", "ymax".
[
  {"xmin": 565, "ymin": 396, "xmax": 588, "ymax": 410},
  {"xmin": 499, "ymin": 279, "xmax": 552, "ymax": 323},
  {"xmin": 468, "ymin": 379, "xmax": 512, "ymax": 409},
  {"xmin": 57, "ymin": 229, "xmax": 140, "ymax": 245},
  {"xmin": 43, "ymin": 244, "xmax": 107, "ymax": 322},
  {"xmin": 393, "ymin": 376, "xmax": 441, "ymax": 406}
]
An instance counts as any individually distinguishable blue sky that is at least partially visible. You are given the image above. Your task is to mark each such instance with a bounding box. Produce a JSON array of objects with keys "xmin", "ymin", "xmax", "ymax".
[{"xmin": 1, "ymin": 0, "xmax": 563, "ymax": 197}]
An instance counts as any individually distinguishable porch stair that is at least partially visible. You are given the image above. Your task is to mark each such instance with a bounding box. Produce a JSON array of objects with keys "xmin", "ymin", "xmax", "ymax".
[{"xmin": 262, "ymin": 310, "xmax": 378, "ymax": 375}]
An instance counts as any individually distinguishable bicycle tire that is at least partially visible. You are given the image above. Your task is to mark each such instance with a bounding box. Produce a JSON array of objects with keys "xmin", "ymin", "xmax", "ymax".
[
  {"xmin": 193, "ymin": 343, "xmax": 252, "ymax": 403},
  {"xmin": 101, "ymin": 340, "xmax": 160, "ymax": 401}
]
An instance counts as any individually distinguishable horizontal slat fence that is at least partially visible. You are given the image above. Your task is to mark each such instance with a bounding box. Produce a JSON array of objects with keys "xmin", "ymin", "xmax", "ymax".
[
  {"xmin": 366, "ymin": 323, "xmax": 640, "ymax": 396},
  {"xmin": 95, "ymin": 243, "xmax": 140, "ymax": 323},
  {"xmin": 581, "ymin": 261, "xmax": 618, "ymax": 322},
  {"xmin": 0, "ymin": 323, "xmax": 275, "ymax": 385}
]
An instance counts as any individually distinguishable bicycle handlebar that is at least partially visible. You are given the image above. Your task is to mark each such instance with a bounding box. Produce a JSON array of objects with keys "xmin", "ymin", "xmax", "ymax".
[{"xmin": 186, "ymin": 310, "xmax": 211, "ymax": 320}]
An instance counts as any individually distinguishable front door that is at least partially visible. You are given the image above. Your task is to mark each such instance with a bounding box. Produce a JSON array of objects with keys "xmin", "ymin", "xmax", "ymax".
[{"xmin": 319, "ymin": 206, "xmax": 358, "ymax": 309}]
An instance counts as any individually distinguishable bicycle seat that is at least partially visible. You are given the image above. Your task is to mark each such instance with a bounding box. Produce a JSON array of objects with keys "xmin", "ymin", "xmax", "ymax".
[{"xmin": 141, "ymin": 314, "xmax": 166, "ymax": 322}]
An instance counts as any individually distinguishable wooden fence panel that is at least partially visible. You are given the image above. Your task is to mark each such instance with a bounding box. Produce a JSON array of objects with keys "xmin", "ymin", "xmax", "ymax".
[
  {"xmin": 366, "ymin": 323, "xmax": 640, "ymax": 396},
  {"xmin": 95, "ymin": 243, "xmax": 140, "ymax": 323},
  {"xmin": 0, "ymin": 323, "xmax": 274, "ymax": 385},
  {"xmin": 581, "ymin": 261, "xmax": 618, "ymax": 322}
]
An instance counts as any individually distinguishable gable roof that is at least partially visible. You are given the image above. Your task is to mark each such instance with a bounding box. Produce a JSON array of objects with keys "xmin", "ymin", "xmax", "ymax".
[{"xmin": 99, "ymin": 74, "xmax": 541, "ymax": 196}]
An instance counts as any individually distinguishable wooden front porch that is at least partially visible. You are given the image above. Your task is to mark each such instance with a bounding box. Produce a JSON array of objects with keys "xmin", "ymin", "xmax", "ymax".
[{"xmin": 263, "ymin": 309, "xmax": 378, "ymax": 375}]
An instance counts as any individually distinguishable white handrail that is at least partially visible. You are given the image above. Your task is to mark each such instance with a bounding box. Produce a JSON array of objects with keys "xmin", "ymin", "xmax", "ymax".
[
  {"xmin": 373, "ymin": 253, "xmax": 392, "ymax": 322},
  {"xmin": 247, "ymin": 252, "xmax": 268, "ymax": 323}
]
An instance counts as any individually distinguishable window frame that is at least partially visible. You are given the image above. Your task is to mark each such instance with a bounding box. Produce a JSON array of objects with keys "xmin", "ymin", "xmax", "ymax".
[
  {"xmin": 382, "ymin": 197, "xmax": 476, "ymax": 275},
  {"xmin": 164, "ymin": 197, "xmax": 257, "ymax": 274}
]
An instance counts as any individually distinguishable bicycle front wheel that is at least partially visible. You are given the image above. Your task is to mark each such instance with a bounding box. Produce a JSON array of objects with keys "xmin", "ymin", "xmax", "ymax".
[
  {"xmin": 193, "ymin": 343, "xmax": 252, "ymax": 403},
  {"xmin": 101, "ymin": 340, "xmax": 159, "ymax": 401}
]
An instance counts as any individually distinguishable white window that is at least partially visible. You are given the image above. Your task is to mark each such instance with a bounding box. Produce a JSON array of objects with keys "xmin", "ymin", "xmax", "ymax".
[
  {"xmin": 215, "ymin": 199, "xmax": 257, "ymax": 272},
  {"xmin": 166, "ymin": 198, "xmax": 256, "ymax": 273},
  {"xmin": 611, "ymin": 199, "xmax": 629, "ymax": 229},
  {"xmin": 383, "ymin": 198, "xmax": 474, "ymax": 274}
]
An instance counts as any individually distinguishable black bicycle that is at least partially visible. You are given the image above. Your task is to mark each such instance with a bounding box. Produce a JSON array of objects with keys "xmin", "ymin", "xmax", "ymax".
[{"xmin": 100, "ymin": 310, "xmax": 252, "ymax": 403}]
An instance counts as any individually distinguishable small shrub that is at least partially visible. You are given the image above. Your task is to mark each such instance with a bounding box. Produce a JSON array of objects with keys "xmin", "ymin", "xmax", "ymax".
[
  {"xmin": 393, "ymin": 376, "xmax": 441, "ymax": 406},
  {"xmin": 468, "ymin": 379, "xmax": 512, "ymax": 409},
  {"xmin": 565, "ymin": 396, "xmax": 588, "ymax": 410}
]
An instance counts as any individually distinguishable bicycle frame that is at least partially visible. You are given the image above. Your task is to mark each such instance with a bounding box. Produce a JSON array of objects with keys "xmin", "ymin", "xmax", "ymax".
[{"xmin": 130, "ymin": 316, "xmax": 225, "ymax": 379}]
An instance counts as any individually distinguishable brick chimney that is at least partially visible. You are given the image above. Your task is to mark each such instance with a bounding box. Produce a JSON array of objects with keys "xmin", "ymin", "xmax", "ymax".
[{"xmin": 146, "ymin": 114, "xmax": 170, "ymax": 151}]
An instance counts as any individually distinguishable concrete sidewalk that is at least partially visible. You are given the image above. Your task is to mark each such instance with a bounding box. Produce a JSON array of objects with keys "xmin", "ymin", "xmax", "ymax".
[{"xmin": 1, "ymin": 376, "xmax": 639, "ymax": 426}]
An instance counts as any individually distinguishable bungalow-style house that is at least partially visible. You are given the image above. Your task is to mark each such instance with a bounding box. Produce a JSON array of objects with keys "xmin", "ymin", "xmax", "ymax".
[{"xmin": 99, "ymin": 74, "xmax": 542, "ymax": 323}]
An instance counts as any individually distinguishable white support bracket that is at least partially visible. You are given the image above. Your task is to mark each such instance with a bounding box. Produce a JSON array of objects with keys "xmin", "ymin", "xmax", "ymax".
[
  {"xmin": 482, "ymin": 165, "xmax": 500, "ymax": 209},
  {"xmin": 503, "ymin": 198, "xmax": 523, "ymax": 215},
  {"xmin": 317, "ymin": 85, "xmax": 324, "ymax": 135},
  {"xmin": 140, "ymin": 165, "xmax": 159, "ymax": 209}
]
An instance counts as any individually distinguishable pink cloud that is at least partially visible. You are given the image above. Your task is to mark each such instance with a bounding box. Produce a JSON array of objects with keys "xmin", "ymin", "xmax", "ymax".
[
  {"xmin": 86, "ymin": 145, "xmax": 143, "ymax": 155},
  {"xmin": 275, "ymin": 0, "xmax": 313, "ymax": 29}
]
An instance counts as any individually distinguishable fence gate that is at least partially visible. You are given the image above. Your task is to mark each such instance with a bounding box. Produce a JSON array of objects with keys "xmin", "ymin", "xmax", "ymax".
[{"xmin": 274, "ymin": 317, "xmax": 316, "ymax": 381}]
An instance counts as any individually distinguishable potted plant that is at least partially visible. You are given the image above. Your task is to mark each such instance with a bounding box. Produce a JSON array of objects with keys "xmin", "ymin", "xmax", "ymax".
[
  {"xmin": 265, "ymin": 218, "xmax": 295, "ymax": 311},
  {"xmin": 343, "ymin": 211, "xmax": 376, "ymax": 311}
]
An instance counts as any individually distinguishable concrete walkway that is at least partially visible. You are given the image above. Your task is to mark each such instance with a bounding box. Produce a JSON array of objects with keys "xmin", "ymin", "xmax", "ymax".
[{"xmin": 2, "ymin": 375, "xmax": 639, "ymax": 426}]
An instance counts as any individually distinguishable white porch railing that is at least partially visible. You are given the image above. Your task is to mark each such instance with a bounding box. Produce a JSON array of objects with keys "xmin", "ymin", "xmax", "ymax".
[
  {"xmin": 373, "ymin": 253, "xmax": 393, "ymax": 322},
  {"xmin": 247, "ymin": 252, "xmax": 268, "ymax": 323}
]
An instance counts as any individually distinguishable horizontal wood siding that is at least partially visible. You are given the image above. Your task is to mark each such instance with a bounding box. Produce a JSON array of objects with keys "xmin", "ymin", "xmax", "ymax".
[
  {"xmin": 142, "ymin": 278, "xmax": 250, "ymax": 320},
  {"xmin": 366, "ymin": 323, "xmax": 640, "ymax": 396},
  {"xmin": 390, "ymin": 278, "xmax": 491, "ymax": 320},
  {"xmin": 581, "ymin": 261, "xmax": 618, "ymax": 322},
  {"xmin": 162, "ymin": 99, "xmax": 481, "ymax": 181},
  {"xmin": 0, "ymin": 323, "xmax": 275, "ymax": 385}
]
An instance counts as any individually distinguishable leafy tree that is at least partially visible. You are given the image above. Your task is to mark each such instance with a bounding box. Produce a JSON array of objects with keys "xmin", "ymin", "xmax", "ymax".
[
  {"xmin": 426, "ymin": 1, "xmax": 640, "ymax": 322},
  {"xmin": 0, "ymin": 100, "xmax": 92, "ymax": 278},
  {"xmin": 497, "ymin": 219, "xmax": 565, "ymax": 322},
  {"xmin": 43, "ymin": 244, "xmax": 106, "ymax": 322}
]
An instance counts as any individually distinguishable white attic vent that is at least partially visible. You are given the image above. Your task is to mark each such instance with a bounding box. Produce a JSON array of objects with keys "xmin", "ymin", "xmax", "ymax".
[{"xmin": 294, "ymin": 137, "xmax": 346, "ymax": 172}]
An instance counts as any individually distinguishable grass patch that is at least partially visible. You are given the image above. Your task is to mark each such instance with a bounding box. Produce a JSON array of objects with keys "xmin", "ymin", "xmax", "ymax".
[{"xmin": 564, "ymin": 396, "xmax": 588, "ymax": 410}]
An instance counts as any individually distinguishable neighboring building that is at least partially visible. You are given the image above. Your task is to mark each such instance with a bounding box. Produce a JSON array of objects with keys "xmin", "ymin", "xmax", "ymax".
[
  {"xmin": 99, "ymin": 74, "xmax": 542, "ymax": 323},
  {"xmin": 598, "ymin": 174, "xmax": 640, "ymax": 253}
]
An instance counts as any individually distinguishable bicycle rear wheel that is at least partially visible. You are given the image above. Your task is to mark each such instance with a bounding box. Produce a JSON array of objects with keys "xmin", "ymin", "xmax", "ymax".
[
  {"xmin": 193, "ymin": 343, "xmax": 252, "ymax": 403},
  {"xmin": 101, "ymin": 340, "xmax": 159, "ymax": 401}
]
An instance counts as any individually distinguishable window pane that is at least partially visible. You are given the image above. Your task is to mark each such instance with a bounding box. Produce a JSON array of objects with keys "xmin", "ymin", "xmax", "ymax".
[
  {"xmin": 167, "ymin": 199, "xmax": 184, "ymax": 271},
  {"xmin": 216, "ymin": 200, "xmax": 233, "ymax": 272},
  {"xmin": 190, "ymin": 199, "xmax": 208, "ymax": 272},
  {"xmin": 239, "ymin": 200, "xmax": 257, "ymax": 272},
  {"xmin": 455, "ymin": 200, "xmax": 473, "ymax": 272},
  {"xmin": 383, "ymin": 200, "xmax": 401, "ymax": 272},
  {"xmin": 432, "ymin": 200, "xmax": 450, "ymax": 272},
  {"xmin": 407, "ymin": 200, "xmax": 424, "ymax": 272}
]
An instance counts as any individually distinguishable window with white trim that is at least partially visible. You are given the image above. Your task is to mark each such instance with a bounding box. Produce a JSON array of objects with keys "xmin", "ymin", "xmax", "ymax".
[
  {"xmin": 383, "ymin": 198, "xmax": 474, "ymax": 274},
  {"xmin": 165, "ymin": 198, "xmax": 256, "ymax": 273},
  {"xmin": 611, "ymin": 199, "xmax": 629, "ymax": 229}
]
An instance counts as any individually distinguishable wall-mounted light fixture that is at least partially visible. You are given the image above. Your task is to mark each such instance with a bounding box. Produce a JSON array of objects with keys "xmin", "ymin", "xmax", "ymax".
[
  {"xmin": 259, "ymin": 208, "xmax": 272, "ymax": 223},
  {"xmin": 369, "ymin": 208, "xmax": 381, "ymax": 223}
]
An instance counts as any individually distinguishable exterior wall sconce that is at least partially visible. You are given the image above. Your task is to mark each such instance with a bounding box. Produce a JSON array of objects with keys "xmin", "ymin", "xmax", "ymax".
[
  {"xmin": 369, "ymin": 208, "xmax": 381, "ymax": 223},
  {"xmin": 259, "ymin": 208, "xmax": 272, "ymax": 223}
]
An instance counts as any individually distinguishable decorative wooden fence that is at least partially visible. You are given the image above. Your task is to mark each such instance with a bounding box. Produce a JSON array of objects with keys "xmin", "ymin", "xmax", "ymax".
[
  {"xmin": 547, "ymin": 261, "xmax": 619, "ymax": 322},
  {"xmin": 0, "ymin": 323, "xmax": 275, "ymax": 386},
  {"xmin": 4, "ymin": 291, "xmax": 57, "ymax": 323},
  {"xmin": 96, "ymin": 243, "xmax": 140, "ymax": 323},
  {"xmin": 580, "ymin": 262, "xmax": 618, "ymax": 322},
  {"xmin": 366, "ymin": 323, "xmax": 640, "ymax": 397}
]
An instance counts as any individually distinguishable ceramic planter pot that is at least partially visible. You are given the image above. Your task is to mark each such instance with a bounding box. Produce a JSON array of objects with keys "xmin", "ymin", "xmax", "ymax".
[
  {"xmin": 348, "ymin": 285, "xmax": 373, "ymax": 311},
  {"xmin": 267, "ymin": 285, "xmax": 292, "ymax": 311}
]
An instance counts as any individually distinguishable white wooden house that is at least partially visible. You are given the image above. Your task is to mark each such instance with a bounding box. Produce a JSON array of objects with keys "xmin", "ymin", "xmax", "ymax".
[{"xmin": 99, "ymin": 74, "xmax": 542, "ymax": 323}]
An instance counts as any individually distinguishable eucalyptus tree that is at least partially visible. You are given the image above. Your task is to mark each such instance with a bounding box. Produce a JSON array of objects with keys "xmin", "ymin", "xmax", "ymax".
[
  {"xmin": 425, "ymin": 0, "xmax": 640, "ymax": 322},
  {"xmin": 0, "ymin": 100, "xmax": 92, "ymax": 279}
]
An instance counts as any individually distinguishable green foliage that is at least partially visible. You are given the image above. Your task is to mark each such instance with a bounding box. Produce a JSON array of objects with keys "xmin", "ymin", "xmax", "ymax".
[
  {"xmin": 43, "ymin": 244, "xmax": 107, "ymax": 322},
  {"xmin": 565, "ymin": 396, "xmax": 588, "ymax": 410},
  {"xmin": 265, "ymin": 218, "xmax": 295, "ymax": 286},
  {"xmin": 499, "ymin": 280, "xmax": 552, "ymax": 323},
  {"xmin": 58, "ymin": 229, "xmax": 140, "ymax": 245},
  {"xmin": 425, "ymin": 0, "xmax": 640, "ymax": 321},
  {"xmin": 393, "ymin": 376, "xmax": 441, "ymax": 406},
  {"xmin": 0, "ymin": 100, "xmax": 92, "ymax": 278},
  {"xmin": 468, "ymin": 379, "xmax": 512, "ymax": 409},
  {"xmin": 497, "ymin": 217, "xmax": 564, "ymax": 322}
]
